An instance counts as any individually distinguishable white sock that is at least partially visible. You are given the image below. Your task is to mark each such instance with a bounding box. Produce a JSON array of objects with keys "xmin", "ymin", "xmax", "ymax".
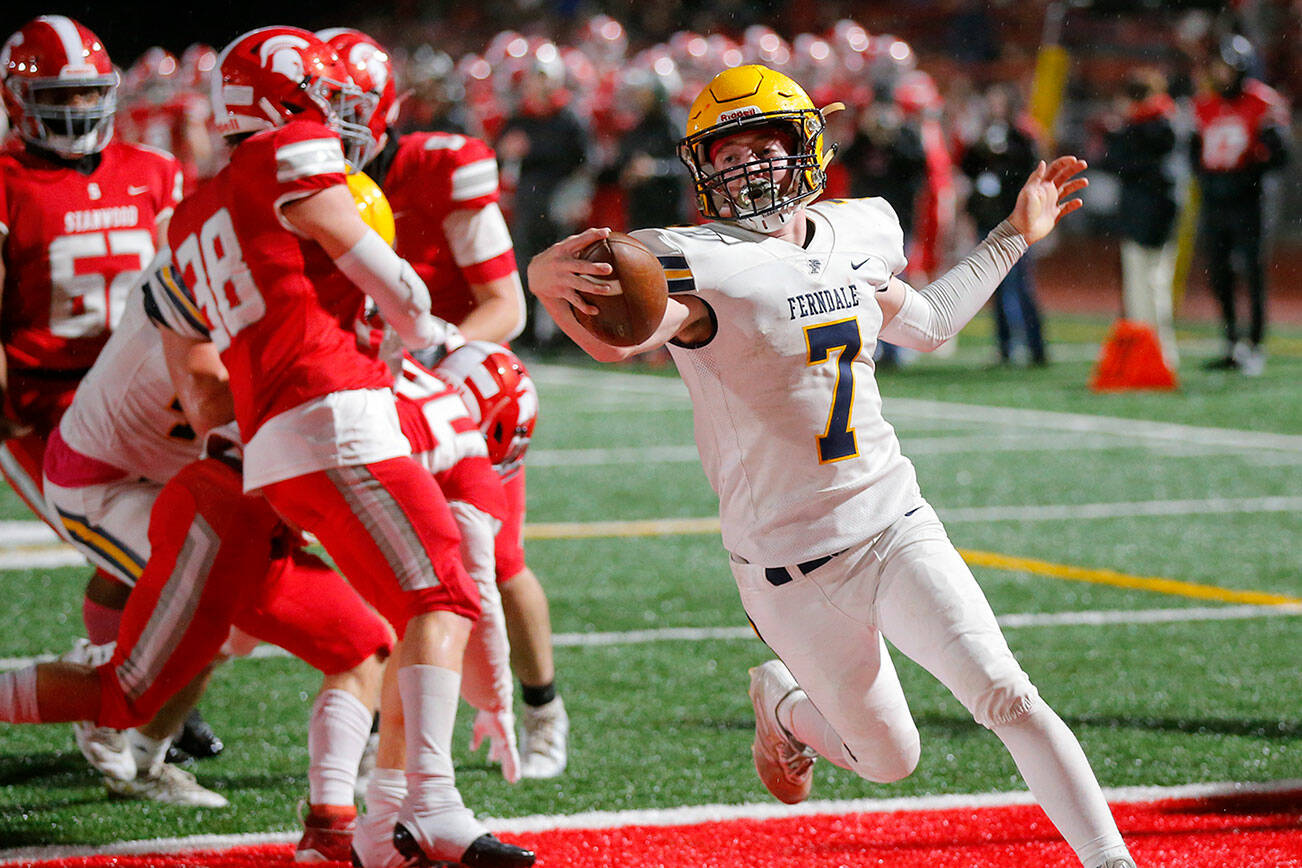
[
  {"xmin": 0, "ymin": 668, "xmax": 40, "ymax": 723},
  {"xmin": 780, "ymin": 692, "xmax": 858, "ymax": 772},
  {"xmin": 126, "ymin": 728, "xmax": 170, "ymax": 775},
  {"xmin": 398, "ymin": 664, "xmax": 484, "ymax": 857},
  {"xmin": 308, "ymin": 688, "xmax": 372, "ymax": 807},
  {"xmin": 993, "ymin": 704, "xmax": 1131, "ymax": 867},
  {"xmin": 365, "ymin": 767, "xmax": 407, "ymax": 815}
]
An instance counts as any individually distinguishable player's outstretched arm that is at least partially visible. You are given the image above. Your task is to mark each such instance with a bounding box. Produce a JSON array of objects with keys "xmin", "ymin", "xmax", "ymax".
[{"xmin": 877, "ymin": 156, "xmax": 1087, "ymax": 352}]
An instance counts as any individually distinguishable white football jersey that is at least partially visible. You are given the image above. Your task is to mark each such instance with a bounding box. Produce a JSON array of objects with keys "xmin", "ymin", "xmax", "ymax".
[
  {"xmin": 57, "ymin": 266, "xmax": 202, "ymax": 485},
  {"xmin": 633, "ymin": 198, "xmax": 922, "ymax": 565}
]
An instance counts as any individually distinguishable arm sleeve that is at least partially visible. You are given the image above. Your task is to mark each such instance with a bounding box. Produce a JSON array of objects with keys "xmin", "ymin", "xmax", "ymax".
[
  {"xmin": 877, "ymin": 220, "xmax": 1028, "ymax": 351},
  {"xmin": 140, "ymin": 247, "xmax": 213, "ymax": 340},
  {"xmin": 333, "ymin": 230, "xmax": 456, "ymax": 351}
]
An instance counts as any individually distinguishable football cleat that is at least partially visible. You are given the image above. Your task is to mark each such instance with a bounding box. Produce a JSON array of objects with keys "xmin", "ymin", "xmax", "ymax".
[
  {"xmin": 106, "ymin": 761, "xmax": 228, "ymax": 807},
  {"xmin": 518, "ymin": 697, "xmax": 568, "ymax": 780},
  {"xmin": 173, "ymin": 708, "xmax": 224, "ymax": 760},
  {"xmin": 1093, "ymin": 859, "xmax": 1137, "ymax": 868},
  {"xmin": 295, "ymin": 801, "xmax": 358, "ymax": 863},
  {"xmin": 748, "ymin": 660, "xmax": 817, "ymax": 804},
  {"xmin": 74, "ymin": 722, "xmax": 135, "ymax": 782},
  {"xmin": 393, "ymin": 827, "xmax": 534, "ymax": 868}
]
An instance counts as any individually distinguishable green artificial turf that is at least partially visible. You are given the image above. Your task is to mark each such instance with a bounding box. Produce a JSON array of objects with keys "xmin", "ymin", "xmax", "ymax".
[{"xmin": 1, "ymin": 320, "xmax": 1299, "ymax": 847}]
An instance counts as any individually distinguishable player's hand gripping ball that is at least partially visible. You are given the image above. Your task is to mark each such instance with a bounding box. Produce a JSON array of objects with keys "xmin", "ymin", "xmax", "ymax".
[{"xmin": 573, "ymin": 232, "xmax": 668, "ymax": 346}]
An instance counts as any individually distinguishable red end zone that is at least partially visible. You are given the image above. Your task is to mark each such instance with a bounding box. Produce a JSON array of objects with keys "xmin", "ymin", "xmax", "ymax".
[{"xmin": 12, "ymin": 788, "xmax": 1302, "ymax": 868}]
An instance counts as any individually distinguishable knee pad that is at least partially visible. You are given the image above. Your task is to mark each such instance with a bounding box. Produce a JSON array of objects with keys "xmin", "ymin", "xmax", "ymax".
[
  {"xmin": 841, "ymin": 717, "xmax": 921, "ymax": 784},
  {"xmin": 971, "ymin": 676, "xmax": 1041, "ymax": 730}
]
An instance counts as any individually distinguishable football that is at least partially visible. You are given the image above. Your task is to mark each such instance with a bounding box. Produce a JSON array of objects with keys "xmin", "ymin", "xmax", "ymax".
[{"xmin": 573, "ymin": 232, "xmax": 669, "ymax": 347}]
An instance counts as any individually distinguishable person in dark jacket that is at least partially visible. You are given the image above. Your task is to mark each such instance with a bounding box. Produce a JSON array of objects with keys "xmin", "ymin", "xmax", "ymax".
[
  {"xmin": 1191, "ymin": 35, "xmax": 1290, "ymax": 376},
  {"xmin": 1099, "ymin": 68, "xmax": 1180, "ymax": 368},
  {"xmin": 497, "ymin": 51, "xmax": 589, "ymax": 345},
  {"xmin": 961, "ymin": 84, "xmax": 1046, "ymax": 365}
]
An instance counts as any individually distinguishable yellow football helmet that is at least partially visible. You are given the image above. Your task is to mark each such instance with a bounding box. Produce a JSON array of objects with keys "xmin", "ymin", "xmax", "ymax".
[
  {"xmin": 678, "ymin": 64, "xmax": 842, "ymax": 232},
  {"xmin": 346, "ymin": 171, "xmax": 396, "ymax": 247}
]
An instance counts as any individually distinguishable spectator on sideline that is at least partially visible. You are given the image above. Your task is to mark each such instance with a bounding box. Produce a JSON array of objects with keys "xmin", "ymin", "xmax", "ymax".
[
  {"xmin": 1099, "ymin": 68, "xmax": 1180, "ymax": 369},
  {"xmin": 960, "ymin": 84, "xmax": 1047, "ymax": 366}
]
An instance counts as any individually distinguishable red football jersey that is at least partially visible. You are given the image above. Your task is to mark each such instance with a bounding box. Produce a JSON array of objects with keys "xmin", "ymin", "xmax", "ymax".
[
  {"xmin": 0, "ymin": 139, "xmax": 182, "ymax": 373},
  {"xmin": 386, "ymin": 132, "xmax": 517, "ymax": 327},
  {"xmin": 1193, "ymin": 80, "xmax": 1288, "ymax": 172},
  {"xmin": 166, "ymin": 119, "xmax": 392, "ymax": 441}
]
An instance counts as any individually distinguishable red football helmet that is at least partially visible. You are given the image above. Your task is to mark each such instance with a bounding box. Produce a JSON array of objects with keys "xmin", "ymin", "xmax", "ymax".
[
  {"xmin": 1, "ymin": 15, "xmax": 119, "ymax": 157},
  {"xmin": 180, "ymin": 43, "xmax": 218, "ymax": 91},
  {"xmin": 212, "ymin": 25, "xmax": 367, "ymax": 158},
  {"xmin": 435, "ymin": 341, "xmax": 538, "ymax": 470},
  {"xmin": 317, "ymin": 28, "xmax": 397, "ymax": 169}
]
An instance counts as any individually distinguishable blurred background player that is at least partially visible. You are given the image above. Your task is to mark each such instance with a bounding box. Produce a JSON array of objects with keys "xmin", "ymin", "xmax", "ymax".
[
  {"xmin": 327, "ymin": 27, "xmax": 569, "ymax": 780},
  {"xmin": 0, "ymin": 14, "xmax": 216, "ymax": 778},
  {"xmin": 1192, "ymin": 33, "xmax": 1290, "ymax": 376},
  {"xmin": 116, "ymin": 46, "xmax": 213, "ymax": 196},
  {"xmin": 1098, "ymin": 68, "xmax": 1181, "ymax": 370},
  {"xmin": 168, "ymin": 27, "xmax": 531, "ymax": 866}
]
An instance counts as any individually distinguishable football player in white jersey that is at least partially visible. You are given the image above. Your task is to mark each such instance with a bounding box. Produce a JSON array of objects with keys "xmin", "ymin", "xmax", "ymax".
[{"xmin": 528, "ymin": 65, "xmax": 1136, "ymax": 868}]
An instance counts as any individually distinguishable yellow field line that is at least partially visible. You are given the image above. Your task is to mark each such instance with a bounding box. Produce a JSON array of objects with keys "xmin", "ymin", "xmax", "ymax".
[
  {"xmin": 525, "ymin": 518, "xmax": 1302, "ymax": 606},
  {"xmin": 958, "ymin": 549, "xmax": 1302, "ymax": 606}
]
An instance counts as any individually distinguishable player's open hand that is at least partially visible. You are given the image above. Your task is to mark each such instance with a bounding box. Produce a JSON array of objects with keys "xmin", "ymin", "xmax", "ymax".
[
  {"xmin": 1009, "ymin": 156, "xmax": 1088, "ymax": 245},
  {"xmin": 526, "ymin": 227, "xmax": 616, "ymax": 316}
]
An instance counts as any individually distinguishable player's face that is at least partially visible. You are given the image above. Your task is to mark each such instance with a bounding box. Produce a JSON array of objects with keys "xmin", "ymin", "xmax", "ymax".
[
  {"xmin": 33, "ymin": 85, "xmax": 108, "ymax": 109},
  {"xmin": 707, "ymin": 128, "xmax": 798, "ymax": 219},
  {"xmin": 710, "ymin": 129, "xmax": 793, "ymax": 192}
]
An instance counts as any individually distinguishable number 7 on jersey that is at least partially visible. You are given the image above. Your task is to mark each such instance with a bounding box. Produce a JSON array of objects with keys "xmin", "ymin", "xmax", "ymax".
[{"xmin": 805, "ymin": 317, "xmax": 861, "ymax": 463}]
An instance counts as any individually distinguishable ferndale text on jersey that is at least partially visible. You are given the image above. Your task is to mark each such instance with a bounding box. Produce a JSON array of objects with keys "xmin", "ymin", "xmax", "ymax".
[
  {"xmin": 64, "ymin": 205, "xmax": 141, "ymax": 234},
  {"xmin": 787, "ymin": 284, "xmax": 862, "ymax": 321}
]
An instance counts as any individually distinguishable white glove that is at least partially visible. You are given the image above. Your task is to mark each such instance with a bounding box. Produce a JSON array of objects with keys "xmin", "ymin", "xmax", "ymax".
[{"xmin": 470, "ymin": 708, "xmax": 521, "ymax": 784}]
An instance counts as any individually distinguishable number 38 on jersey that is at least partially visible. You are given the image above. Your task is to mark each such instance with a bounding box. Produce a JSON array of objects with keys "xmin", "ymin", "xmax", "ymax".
[{"xmin": 171, "ymin": 207, "xmax": 265, "ymax": 351}]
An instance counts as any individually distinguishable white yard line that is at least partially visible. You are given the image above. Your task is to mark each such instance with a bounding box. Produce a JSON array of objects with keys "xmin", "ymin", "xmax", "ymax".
[
  {"xmin": 3, "ymin": 604, "xmax": 1298, "ymax": 671},
  {"xmin": 2, "ymin": 777, "xmax": 1298, "ymax": 863}
]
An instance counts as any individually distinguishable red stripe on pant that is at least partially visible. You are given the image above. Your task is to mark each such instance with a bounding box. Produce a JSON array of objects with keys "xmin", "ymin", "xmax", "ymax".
[
  {"xmin": 95, "ymin": 459, "xmax": 392, "ymax": 729},
  {"xmin": 263, "ymin": 456, "xmax": 480, "ymax": 635}
]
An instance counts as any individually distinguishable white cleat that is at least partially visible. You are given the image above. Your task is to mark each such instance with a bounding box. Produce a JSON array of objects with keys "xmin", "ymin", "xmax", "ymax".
[
  {"xmin": 350, "ymin": 805, "xmax": 406, "ymax": 868},
  {"xmin": 748, "ymin": 660, "xmax": 816, "ymax": 805},
  {"xmin": 106, "ymin": 761, "xmax": 228, "ymax": 808},
  {"xmin": 74, "ymin": 721, "xmax": 136, "ymax": 782},
  {"xmin": 518, "ymin": 696, "xmax": 568, "ymax": 779},
  {"xmin": 1094, "ymin": 859, "xmax": 1137, "ymax": 868}
]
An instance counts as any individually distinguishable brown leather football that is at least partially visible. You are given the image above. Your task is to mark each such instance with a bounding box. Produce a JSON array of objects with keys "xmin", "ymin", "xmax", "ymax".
[{"xmin": 573, "ymin": 232, "xmax": 669, "ymax": 347}]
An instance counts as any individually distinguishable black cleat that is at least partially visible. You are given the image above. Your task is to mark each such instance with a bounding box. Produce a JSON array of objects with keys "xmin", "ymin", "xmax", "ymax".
[
  {"xmin": 174, "ymin": 708, "xmax": 224, "ymax": 760},
  {"xmin": 393, "ymin": 825, "xmax": 534, "ymax": 868},
  {"xmin": 1203, "ymin": 354, "xmax": 1238, "ymax": 371},
  {"xmin": 459, "ymin": 835, "xmax": 535, "ymax": 868}
]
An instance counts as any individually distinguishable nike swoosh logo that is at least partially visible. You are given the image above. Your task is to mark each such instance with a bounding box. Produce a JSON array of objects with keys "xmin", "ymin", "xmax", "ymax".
[
  {"xmin": 851, "ymin": 258, "xmax": 871, "ymax": 270},
  {"xmin": 127, "ymin": 185, "xmax": 149, "ymax": 196},
  {"xmin": 904, "ymin": 506, "xmax": 924, "ymax": 517}
]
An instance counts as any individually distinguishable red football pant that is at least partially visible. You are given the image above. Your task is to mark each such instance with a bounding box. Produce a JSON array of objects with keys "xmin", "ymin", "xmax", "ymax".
[
  {"xmin": 495, "ymin": 466, "xmax": 526, "ymax": 583},
  {"xmin": 96, "ymin": 458, "xmax": 392, "ymax": 729},
  {"xmin": 263, "ymin": 457, "xmax": 480, "ymax": 635}
]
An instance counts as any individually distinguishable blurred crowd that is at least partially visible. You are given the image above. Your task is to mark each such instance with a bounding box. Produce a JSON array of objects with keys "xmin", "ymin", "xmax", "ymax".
[{"xmin": 26, "ymin": 7, "xmax": 1291, "ymax": 361}]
